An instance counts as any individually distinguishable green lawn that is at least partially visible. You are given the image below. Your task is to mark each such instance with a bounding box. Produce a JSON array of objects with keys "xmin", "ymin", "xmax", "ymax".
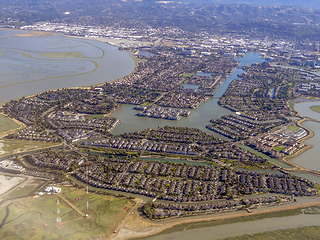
[
  {"xmin": 288, "ymin": 125, "xmax": 300, "ymax": 132},
  {"xmin": 179, "ymin": 72, "xmax": 195, "ymax": 78},
  {"xmin": 273, "ymin": 146, "xmax": 286, "ymax": 152}
]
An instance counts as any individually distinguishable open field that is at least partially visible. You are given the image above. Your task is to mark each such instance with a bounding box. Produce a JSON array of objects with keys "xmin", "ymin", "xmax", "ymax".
[
  {"xmin": 0, "ymin": 175, "xmax": 25, "ymax": 196},
  {"xmin": 222, "ymin": 225, "xmax": 320, "ymax": 240},
  {"xmin": 0, "ymin": 139, "xmax": 61, "ymax": 157},
  {"xmin": 1, "ymin": 179, "xmax": 45, "ymax": 202},
  {"xmin": 38, "ymin": 52, "xmax": 87, "ymax": 58},
  {"xmin": 0, "ymin": 186, "xmax": 135, "ymax": 240},
  {"xmin": 0, "ymin": 175, "xmax": 46, "ymax": 207},
  {"xmin": 0, "ymin": 115, "xmax": 20, "ymax": 136},
  {"xmin": 114, "ymin": 206, "xmax": 160, "ymax": 240},
  {"xmin": 310, "ymin": 105, "xmax": 320, "ymax": 114},
  {"xmin": 84, "ymin": 114, "xmax": 105, "ymax": 120},
  {"xmin": 0, "ymin": 113, "xmax": 24, "ymax": 140}
]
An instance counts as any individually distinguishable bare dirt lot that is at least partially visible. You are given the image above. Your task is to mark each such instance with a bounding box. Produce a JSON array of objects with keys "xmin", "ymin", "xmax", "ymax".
[{"xmin": 0, "ymin": 174, "xmax": 25, "ymax": 196}]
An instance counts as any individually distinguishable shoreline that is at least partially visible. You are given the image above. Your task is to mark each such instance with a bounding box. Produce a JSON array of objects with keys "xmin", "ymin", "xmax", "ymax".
[
  {"xmin": 0, "ymin": 29, "xmax": 320, "ymax": 239},
  {"xmin": 0, "ymin": 29, "xmax": 318, "ymax": 169},
  {"xmin": 113, "ymin": 197, "xmax": 320, "ymax": 240},
  {"xmin": 281, "ymin": 117, "xmax": 320, "ymax": 177}
]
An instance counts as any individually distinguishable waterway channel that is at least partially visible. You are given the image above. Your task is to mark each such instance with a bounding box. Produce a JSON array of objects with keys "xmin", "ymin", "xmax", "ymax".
[
  {"xmin": 138, "ymin": 209, "xmax": 320, "ymax": 240},
  {"xmin": 110, "ymin": 52, "xmax": 265, "ymax": 135},
  {"xmin": 290, "ymin": 101, "xmax": 320, "ymax": 171}
]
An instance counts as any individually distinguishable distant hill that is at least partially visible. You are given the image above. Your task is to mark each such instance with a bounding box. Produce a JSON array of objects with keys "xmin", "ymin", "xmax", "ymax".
[
  {"xmin": 3, "ymin": 0, "xmax": 320, "ymax": 39},
  {"xmin": 183, "ymin": 0, "xmax": 320, "ymax": 9}
]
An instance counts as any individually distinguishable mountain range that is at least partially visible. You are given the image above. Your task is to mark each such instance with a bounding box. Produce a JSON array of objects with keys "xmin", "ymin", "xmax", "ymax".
[
  {"xmin": 181, "ymin": 0, "xmax": 320, "ymax": 9},
  {"xmin": 2, "ymin": 0, "xmax": 320, "ymax": 40}
]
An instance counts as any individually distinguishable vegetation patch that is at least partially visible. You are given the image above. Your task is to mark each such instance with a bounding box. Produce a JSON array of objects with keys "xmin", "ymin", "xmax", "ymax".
[
  {"xmin": 310, "ymin": 105, "xmax": 320, "ymax": 114},
  {"xmin": 38, "ymin": 52, "xmax": 87, "ymax": 58},
  {"xmin": 288, "ymin": 125, "xmax": 300, "ymax": 131},
  {"xmin": 144, "ymin": 207, "xmax": 305, "ymax": 239},
  {"xmin": 179, "ymin": 72, "xmax": 195, "ymax": 78},
  {"xmin": 0, "ymin": 115, "xmax": 20, "ymax": 135},
  {"xmin": 0, "ymin": 138, "xmax": 61, "ymax": 157},
  {"xmin": 273, "ymin": 146, "xmax": 286, "ymax": 152},
  {"xmin": 84, "ymin": 114, "xmax": 105, "ymax": 120},
  {"xmin": 21, "ymin": 52, "xmax": 32, "ymax": 58}
]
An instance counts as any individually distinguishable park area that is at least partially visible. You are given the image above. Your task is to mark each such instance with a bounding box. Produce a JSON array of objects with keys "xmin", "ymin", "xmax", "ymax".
[{"xmin": 0, "ymin": 186, "xmax": 135, "ymax": 240}]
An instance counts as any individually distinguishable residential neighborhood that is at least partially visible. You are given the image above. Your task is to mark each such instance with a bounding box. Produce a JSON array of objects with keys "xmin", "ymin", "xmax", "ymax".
[{"xmin": 22, "ymin": 149, "xmax": 318, "ymax": 206}]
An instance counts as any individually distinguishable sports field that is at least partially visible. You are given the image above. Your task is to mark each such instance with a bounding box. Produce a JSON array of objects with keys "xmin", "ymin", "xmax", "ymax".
[{"xmin": 288, "ymin": 125, "xmax": 300, "ymax": 132}]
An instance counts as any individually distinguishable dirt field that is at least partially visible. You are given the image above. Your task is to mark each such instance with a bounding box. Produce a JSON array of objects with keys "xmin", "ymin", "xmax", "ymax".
[
  {"xmin": 0, "ymin": 138, "xmax": 61, "ymax": 158},
  {"xmin": 0, "ymin": 174, "xmax": 25, "ymax": 196}
]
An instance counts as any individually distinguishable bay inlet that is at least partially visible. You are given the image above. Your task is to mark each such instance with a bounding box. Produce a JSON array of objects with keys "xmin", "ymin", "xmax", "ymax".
[{"xmin": 0, "ymin": 30, "xmax": 134, "ymax": 103}]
